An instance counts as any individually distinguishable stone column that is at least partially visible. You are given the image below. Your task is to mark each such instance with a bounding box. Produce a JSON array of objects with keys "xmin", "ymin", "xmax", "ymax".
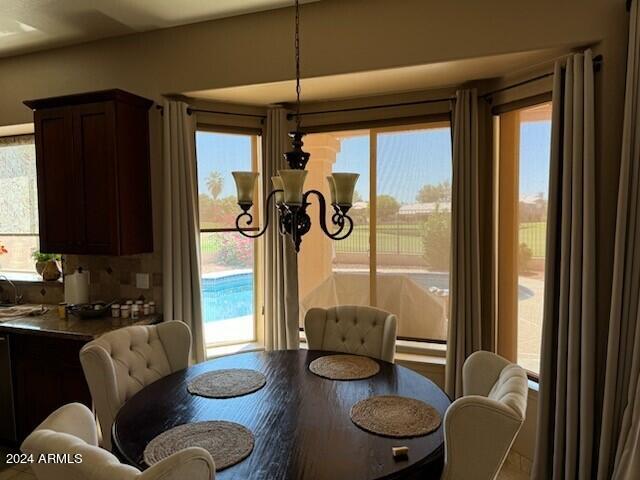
[{"xmin": 298, "ymin": 133, "xmax": 340, "ymax": 302}]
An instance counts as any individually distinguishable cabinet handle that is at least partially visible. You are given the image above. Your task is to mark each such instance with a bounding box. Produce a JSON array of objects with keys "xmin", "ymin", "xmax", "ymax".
[{"xmin": 0, "ymin": 336, "xmax": 6, "ymax": 342}]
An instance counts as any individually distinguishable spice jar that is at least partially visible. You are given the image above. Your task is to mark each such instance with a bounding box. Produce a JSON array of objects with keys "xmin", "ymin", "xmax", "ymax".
[
  {"xmin": 58, "ymin": 302, "xmax": 67, "ymax": 319},
  {"xmin": 131, "ymin": 304, "xmax": 140, "ymax": 320},
  {"xmin": 143, "ymin": 303, "xmax": 150, "ymax": 315},
  {"xmin": 121, "ymin": 305, "xmax": 131, "ymax": 319},
  {"xmin": 148, "ymin": 301, "xmax": 156, "ymax": 314},
  {"xmin": 111, "ymin": 303, "xmax": 121, "ymax": 318}
]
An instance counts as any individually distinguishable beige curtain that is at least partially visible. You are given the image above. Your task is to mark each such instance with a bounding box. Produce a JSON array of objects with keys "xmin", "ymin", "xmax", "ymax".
[
  {"xmin": 532, "ymin": 51, "xmax": 596, "ymax": 480},
  {"xmin": 598, "ymin": 2, "xmax": 640, "ymax": 477},
  {"xmin": 262, "ymin": 107, "xmax": 299, "ymax": 350},
  {"xmin": 446, "ymin": 89, "xmax": 483, "ymax": 399},
  {"xmin": 162, "ymin": 100, "xmax": 206, "ymax": 363}
]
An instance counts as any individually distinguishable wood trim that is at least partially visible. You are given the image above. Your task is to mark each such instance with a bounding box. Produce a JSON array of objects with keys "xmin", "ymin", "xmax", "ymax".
[
  {"xmin": 491, "ymin": 93, "xmax": 553, "ymax": 116},
  {"xmin": 495, "ymin": 110, "xmax": 520, "ymax": 362},
  {"xmin": 369, "ymin": 131, "xmax": 377, "ymax": 307},
  {"xmin": 301, "ymin": 113, "xmax": 451, "ymax": 135},
  {"xmin": 24, "ymin": 89, "xmax": 152, "ymax": 110},
  {"xmin": 196, "ymin": 123, "xmax": 262, "ymax": 136}
]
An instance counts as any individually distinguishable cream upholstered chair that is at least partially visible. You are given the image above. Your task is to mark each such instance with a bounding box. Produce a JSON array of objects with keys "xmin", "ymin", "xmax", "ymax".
[
  {"xmin": 79, "ymin": 321, "xmax": 191, "ymax": 450},
  {"xmin": 441, "ymin": 350, "xmax": 528, "ymax": 480},
  {"xmin": 22, "ymin": 403, "xmax": 214, "ymax": 480},
  {"xmin": 304, "ymin": 305, "xmax": 397, "ymax": 362}
]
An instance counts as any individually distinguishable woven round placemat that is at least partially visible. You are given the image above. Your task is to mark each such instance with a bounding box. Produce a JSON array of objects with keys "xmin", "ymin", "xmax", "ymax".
[
  {"xmin": 350, "ymin": 395, "xmax": 441, "ymax": 438},
  {"xmin": 187, "ymin": 369, "xmax": 266, "ymax": 398},
  {"xmin": 144, "ymin": 421, "xmax": 254, "ymax": 471},
  {"xmin": 309, "ymin": 354, "xmax": 380, "ymax": 380}
]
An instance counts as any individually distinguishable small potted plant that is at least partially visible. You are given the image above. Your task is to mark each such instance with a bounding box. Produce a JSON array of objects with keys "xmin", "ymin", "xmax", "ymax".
[{"xmin": 32, "ymin": 251, "xmax": 62, "ymax": 280}]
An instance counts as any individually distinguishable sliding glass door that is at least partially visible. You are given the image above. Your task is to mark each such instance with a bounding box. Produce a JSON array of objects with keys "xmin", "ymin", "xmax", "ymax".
[
  {"xmin": 495, "ymin": 101, "xmax": 552, "ymax": 376},
  {"xmin": 195, "ymin": 130, "xmax": 261, "ymax": 346},
  {"xmin": 299, "ymin": 121, "xmax": 452, "ymax": 342}
]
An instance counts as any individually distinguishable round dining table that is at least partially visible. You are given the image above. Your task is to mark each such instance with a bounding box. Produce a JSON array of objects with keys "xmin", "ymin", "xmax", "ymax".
[{"xmin": 113, "ymin": 350, "xmax": 451, "ymax": 480}]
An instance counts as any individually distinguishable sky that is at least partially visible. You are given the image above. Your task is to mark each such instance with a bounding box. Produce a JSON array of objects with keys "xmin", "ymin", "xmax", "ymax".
[{"xmin": 195, "ymin": 119, "xmax": 552, "ymax": 204}]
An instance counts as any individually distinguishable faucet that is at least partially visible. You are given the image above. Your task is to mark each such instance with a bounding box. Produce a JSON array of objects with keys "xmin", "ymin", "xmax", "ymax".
[{"xmin": 0, "ymin": 275, "xmax": 23, "ymax": 305}]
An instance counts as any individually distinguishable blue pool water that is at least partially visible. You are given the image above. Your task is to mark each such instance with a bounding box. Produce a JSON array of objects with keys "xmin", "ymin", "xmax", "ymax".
[
  {"xmin": 202, "ymin": 274, "xmax": 253, "ymax": 323},
  {"xmin": 201, "ymin": 271, "xmax": 534, "ymax": 323}
]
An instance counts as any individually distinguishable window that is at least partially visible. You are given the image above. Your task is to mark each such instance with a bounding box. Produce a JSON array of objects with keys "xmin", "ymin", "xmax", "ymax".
[
  {"xmin": 299, "ymin": 122, "xmax": 452, "ymax": 342},
  {"xmin": 495, "ymin": 102, "xmax": 552, "ymax": 376},
  {"xmin": 195, "ymin": 130, "xmax": 261, "ymax": 346},
  {"xmin": 0, "ymin": 135, "xmax": 40, "ymax": 279}
]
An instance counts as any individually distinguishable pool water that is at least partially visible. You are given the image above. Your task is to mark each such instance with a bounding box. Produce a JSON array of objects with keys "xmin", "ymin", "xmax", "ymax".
[
  {"xmin": 201, "ymin": 271, "xmax": 534, "ymax": 323},
  {"xmin": 201, "ymin": 274, "xmax": 253, "ymax": 322}
]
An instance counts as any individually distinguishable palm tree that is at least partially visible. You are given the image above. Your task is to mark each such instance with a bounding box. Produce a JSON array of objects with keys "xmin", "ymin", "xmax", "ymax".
[{"xmin": 206, "ymin": 171, "xmax": 223, "ymax": 200}]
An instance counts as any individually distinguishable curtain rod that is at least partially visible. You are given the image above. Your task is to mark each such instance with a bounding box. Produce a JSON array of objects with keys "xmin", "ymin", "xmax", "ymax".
[
  {"xmin": 155, "ymin": 104, "xmax": 266, "ymax": 121},
  {"xmin": 286, "ymin": 97, "xmax": 454, "ymax": 120},
  {"xmin": 481, "ymin": 53, "xmax": 602, "ymax": 101},
  {"xmin": 288, "ymin": 54, "xmax": 603, "ymax": 118}
]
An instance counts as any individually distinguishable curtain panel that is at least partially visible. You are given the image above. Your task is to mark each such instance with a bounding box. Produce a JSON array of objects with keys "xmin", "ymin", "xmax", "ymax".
[
  {"xmin": 532, "ymin": 51, "xmax": 597, "ymax": 480},
  {"xmin": 162, "ymin": 100, "xmax": 206, "ymax": 363},
  {"xmin": 445, "ymin": 88, "xmax": 483, "ymax": 399},
  {"xmin": 262, "ymin": 107, "xmax": 300, "ymax": 350},
  {"xmin": 597, "ymin": 1, "xmax": 640, "ymax": 477}
]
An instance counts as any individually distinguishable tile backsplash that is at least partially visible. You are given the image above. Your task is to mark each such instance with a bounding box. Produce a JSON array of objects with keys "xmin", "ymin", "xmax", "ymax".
[
  {"xmin": 3, "ymin": 253, "xmax": 163, "ymax": 309},
  {"xmin": 63, "ymin": 254, "xmax": 163, "ymax": 307},
  {"xmin": 3, "ymin": 280, "xmax": 64, "ymax": 305}
]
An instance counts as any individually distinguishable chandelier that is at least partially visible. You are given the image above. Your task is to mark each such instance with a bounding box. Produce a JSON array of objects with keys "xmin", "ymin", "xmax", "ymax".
[{"xmin": 231, "ymin": 0, "xmax": 359, "ymax": 252}]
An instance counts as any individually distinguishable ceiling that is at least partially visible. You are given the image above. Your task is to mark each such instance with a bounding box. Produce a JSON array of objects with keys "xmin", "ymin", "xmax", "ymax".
[
  {"xmin": 0, "ymin": 0, "xmax": 317, "ymax": 58},
  {"xmin": 185, "ymin": 48, "xmax": 568, "ymax": 106}
]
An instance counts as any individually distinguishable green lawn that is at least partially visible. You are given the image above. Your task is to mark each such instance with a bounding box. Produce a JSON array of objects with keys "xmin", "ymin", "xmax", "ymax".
[
  {"xmin": 335, "ymin": 224, "xmax": 425, "ymax": 255},
  {"xmin": 201, "ymin": 219, "xmax": 548, "ymax": 258},
  {"xmin": 335, "ymin": 221, "xmax": 547, "ymax": 258},
  {"xmin": 519, "ymin": 222, "xmax": 546, "ymax": 257}
]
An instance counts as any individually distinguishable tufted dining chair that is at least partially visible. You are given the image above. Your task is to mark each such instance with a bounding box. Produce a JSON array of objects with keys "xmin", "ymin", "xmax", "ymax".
[
  {"xmin": 441, "ymin": 350, "xmax": 528, "ymax": 480},
  {"xmin": 22, "ymin": 403, "xmax": 214, "ymax": 480},
  {"xmin": 79, "ymin": 321, "xmax": 191, "ymax": 450},
  {"xmin": 304, "ymin": 305, "xmax": 397, "ymax": 362}
]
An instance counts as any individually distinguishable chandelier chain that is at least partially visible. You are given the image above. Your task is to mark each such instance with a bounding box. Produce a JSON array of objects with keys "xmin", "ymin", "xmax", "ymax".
[{"xmin": 295, "ymin": 0, "xmax": 301, "ymax": 131}]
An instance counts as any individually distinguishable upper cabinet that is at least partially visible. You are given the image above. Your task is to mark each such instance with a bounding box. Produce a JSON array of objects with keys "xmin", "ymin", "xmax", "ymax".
[{"xmin": 24, "ymin": 90, "xmax": 154, "ymax": 255}]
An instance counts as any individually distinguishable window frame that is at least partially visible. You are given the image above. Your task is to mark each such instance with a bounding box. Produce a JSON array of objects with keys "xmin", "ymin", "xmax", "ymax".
[
  {"xmin": 0, "ymin": 133, "xmax": 41, "ymax": 280},
  {"xmin": 493, "ymin": 95, "xmax": 552, "ymax": 382},
  {"xmin": 195, "ymin": 127, "xmax": 263, "ymax": 348},
  {"xmin": 300, "ymin": 117, "xmax": 453, "ymax": 344}
]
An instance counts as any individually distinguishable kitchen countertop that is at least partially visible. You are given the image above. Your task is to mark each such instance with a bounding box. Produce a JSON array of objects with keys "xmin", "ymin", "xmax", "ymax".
[{"xmin": 0, "ymin": 304, "xmax": 161, "ymax": 341}]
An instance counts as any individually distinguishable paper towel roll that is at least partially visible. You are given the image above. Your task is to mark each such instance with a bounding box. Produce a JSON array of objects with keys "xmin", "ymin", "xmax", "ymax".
[{"xmin": 65, "ymin": 268, "xmax": 90, "ymax": 305}]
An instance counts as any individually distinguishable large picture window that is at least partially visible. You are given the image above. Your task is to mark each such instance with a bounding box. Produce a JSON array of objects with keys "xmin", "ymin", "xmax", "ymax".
[
  {"xmin": 195, "ymin": 130, "xmax": 261, "ymax": 346},
  {"xmin": 0, "ymin": 135, "xmax": 39, "ymax": 279},
  {"xmin": 496, "ymin": 101, "xmax": 552, "ymax": 376},
  {"xmin": 299, "ymin": 121, "xmax": 452, "ymax": 342}
]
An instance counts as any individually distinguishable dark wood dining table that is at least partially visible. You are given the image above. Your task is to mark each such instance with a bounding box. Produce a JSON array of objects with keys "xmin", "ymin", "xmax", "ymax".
[{"xmin": 113, "ymin": 350, "xmax": 451, "ymax": 480}]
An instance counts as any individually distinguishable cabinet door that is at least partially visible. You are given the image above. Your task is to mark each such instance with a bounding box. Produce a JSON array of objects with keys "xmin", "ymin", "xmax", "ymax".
[
  {"xmin": 11, "ymin": 334, "xmax": 91, "ymax": 443},
  {"xmin": 33, "ymin": 108, "xmax": 80, "ymax": 253},
  {"xmin": 73, "ymin": 102, "xmax": 119, "ymax": 254}
]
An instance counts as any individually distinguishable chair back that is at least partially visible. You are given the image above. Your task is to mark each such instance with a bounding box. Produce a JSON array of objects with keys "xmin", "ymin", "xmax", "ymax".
[
  {"xmin": 441, "ymin": 351, "xmax": 528, "ymax": 480},
  {"xmin": 22, "ymin": 403, "xmax": 214, "ymax": 480},
  {"xmin": 304, "ymin": 305, "xmax": 397, "ymax": 362},
  {"xmin": 80, "ymin": 321, "xmax": 191, "ymax": 450}
]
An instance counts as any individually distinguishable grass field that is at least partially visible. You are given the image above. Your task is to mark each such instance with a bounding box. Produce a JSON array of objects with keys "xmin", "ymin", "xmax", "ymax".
[
  {"xmin": 335, "ymin": 221, "xmax": 547, "ymax": 257},
  {"xmin": 199, "ymin": 219, "xmax": 547, "ymax": 258},
  {"xmin": 519, "ymin": 222, "xmax": 546, "ymax": 257}
]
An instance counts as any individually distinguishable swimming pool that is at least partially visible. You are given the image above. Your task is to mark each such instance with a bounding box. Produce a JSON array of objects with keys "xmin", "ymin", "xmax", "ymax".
[
  {"xmin": 201, "ymin": 273, "xmax": 253, "ymax": 322},
  {"xmin": 201, "ymin": 271, "xmax": 534, "ymax": 323}
]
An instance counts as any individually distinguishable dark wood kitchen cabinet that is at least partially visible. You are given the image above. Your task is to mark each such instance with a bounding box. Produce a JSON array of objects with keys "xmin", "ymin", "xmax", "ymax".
[{"xmin": 24, "ymin": 89, "xmax": 154, "ymax": 255}]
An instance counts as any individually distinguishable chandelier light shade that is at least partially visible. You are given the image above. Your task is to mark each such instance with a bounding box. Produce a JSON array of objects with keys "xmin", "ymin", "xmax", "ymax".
[
  {"xmin": 230, "ymin": 0, "xmax": 359, "ymax": 252},
  {"xmin": 231, "ymin": 171, "xmax": 259, "ymax": 208}
]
